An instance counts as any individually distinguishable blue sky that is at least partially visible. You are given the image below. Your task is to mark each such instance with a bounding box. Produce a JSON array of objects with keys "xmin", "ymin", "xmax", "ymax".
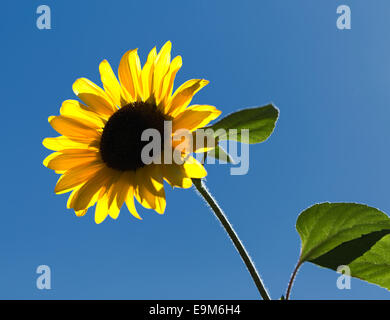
[{"xmin": 1, "ymin": 0, "xmax": 390, "ymax": 299}]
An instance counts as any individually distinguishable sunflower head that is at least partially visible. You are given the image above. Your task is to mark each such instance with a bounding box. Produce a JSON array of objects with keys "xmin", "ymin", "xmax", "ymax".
[{"xmin": 43, "ymin": 41, "xmax": 221, "ymax": 223}]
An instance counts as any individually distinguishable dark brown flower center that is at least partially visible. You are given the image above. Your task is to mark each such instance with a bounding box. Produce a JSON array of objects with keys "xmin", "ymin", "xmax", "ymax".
[{"xmin": 99, "ymin": 102, "xmax": 168, "ymax": 171}]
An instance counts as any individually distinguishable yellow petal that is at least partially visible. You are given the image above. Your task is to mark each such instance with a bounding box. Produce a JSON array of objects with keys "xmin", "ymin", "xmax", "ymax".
[
  {"xmin": 122, "ymin": 171, "xmax": 142, "ymax": 220},
  {"xmin": 42, "ymin": 136, "xmax": 96, "ymax": 151},
  {"xmin": 48, "ymin": 115, "xmax": 101, "ymax": 142},
  {"xmin": 70, "ymin": 167, "xmax": 113, "ymax": 211},
  {"xmin": 141, "ymin": 47, "xmax": 157, "ymax": 100},
  {"xmin": 43, "ymin": 149, "xmax": 99, "ymax": 171},
  {"xmin": 118, "ymin": 49, "xmax": 142, "ymax": 102},
  {"xmin": 105, "ymin": 172, "xmax": 122, "ymax": 219},
  {"xmin": 106, "ymin": 185, "xmax": 121, "ymax": 220},
  {"xmin": 72, "ymin": 78, "xmax": 117, "ymax": 116},
  {"xmin": 162, "ymin": 163, "xmax": 193, "ymax": 189},
  {"xmin": 148, "ymin": 165, "xmax": 166, "ymax": 214},
  {"xmin": 67, "ymin": 185, "xmax": 82, "ymax": 209},
  {"xmin": 43, "ymin": 152, "xmax": 60, "ymax": 168},
  {"xmin": 167, "ymin": 79, "xmax": 209, "ymax": 117},
  {"xmin": 75, "ymin": 209, "xmax": 87, "ymax": 217},
  {"xmin": 172, "ymin": 105, "xmax": 221, "ymax": 132},
  {"xmin": 54, "ymin": 161, "xmax": 104, "ymax": 194},
  {"xmin": 114, "ymin": 172, "xmax": 135, "ymax": 212},
  {"xmin": 152, "ymin": 193, "xmax": 166, "ymax": 214},
  {"xmin": 135, "ymin": 166, "xmax": 165, "ymax": 213},
  {"xmin": 95, "ymin": 171, "xmax": 121, "ymax": 223},
  {"xmin": 60, "ymin": 99, "xmax": 107, "ymax": 127},
  {"xmin": 134, "ymin": 166, "xmax": 166, "ymax": 214},
  {"xmin": 115, "ymin": 171, "xmax": 132, "ymax": 209},
  {"xmin": 159, "ymin": 55, "xmax": 182, "ymax": 111},
  {"xmin": 182, "ymin": 156, "xmax": 207, "ymax": 178},
  {"xmin": 95, "ymin": 193, "xmax": 110, "ymax": 224},
  {"xmin": 99, "ymin": 60, "xmax": 128, "ymax": 108},
  {"xmin": 153, "ymin": 41, "xmax": 172, "ymax": 104},
  {"xmin": 134, "ymin": 168, "xmax": 153, "ymax": 209},
  {"xmin": 125, "ymin": 188, "xmax": 142, "ymax": 220},
  {"xmin": 108, "ymin": 202, "xmax": 120, "ymax": 219}
]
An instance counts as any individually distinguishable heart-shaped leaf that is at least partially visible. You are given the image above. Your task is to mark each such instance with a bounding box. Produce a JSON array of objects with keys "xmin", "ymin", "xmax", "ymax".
[
  {"xmin": 208, "ymin": 104, "xmax": 279, "ymax": 143},
  {"xmin": 295, "ymin": 202, "xmax": 390, "ymax": 291}
]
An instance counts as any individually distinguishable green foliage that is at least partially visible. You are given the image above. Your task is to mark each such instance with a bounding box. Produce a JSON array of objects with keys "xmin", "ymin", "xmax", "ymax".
[
  {"xmin": 296, "ymin": 203, "xmax": 390, "ymax": 291},
  {"xmin": 208, "ymin": 104, "xmax": 279, "ymax": 143}
]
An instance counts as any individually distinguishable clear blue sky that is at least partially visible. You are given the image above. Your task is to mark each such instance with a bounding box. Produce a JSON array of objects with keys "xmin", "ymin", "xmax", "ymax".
[{"xmin": 1, "ymin": 0, "xmax": 390, "ymax": 299}]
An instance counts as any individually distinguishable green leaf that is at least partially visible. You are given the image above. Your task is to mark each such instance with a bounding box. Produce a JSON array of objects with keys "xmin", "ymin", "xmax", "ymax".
[
  {"xmin": 310, "ymin": 229, "xmax": 390, "ymax": 269},
  {"xmin": 297, "ymin": 203, "xmax": 390, "ymax": 262},
  {"xmin": 208, "ymin": 104, "xmax": 279, "ymax": 143},
  {"xmin": 296, "ymin": 202, "xmax": 390, "ymax": 290},
  {"xmin": 347, "ymin": 234, "xmax": 390, "ymax": 290},
  {"xmin": 311, "ymin": 231, "xmax": 390, "ymax": 290},
  {"xmin": 207, "ymin": 145, "xmax": 235, "ymax": 164}
]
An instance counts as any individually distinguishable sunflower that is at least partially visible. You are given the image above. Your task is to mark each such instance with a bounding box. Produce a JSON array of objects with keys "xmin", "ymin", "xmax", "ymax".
[{"xmin": 43, "ymin": 41, "xmax": 221, "ymax": 224}]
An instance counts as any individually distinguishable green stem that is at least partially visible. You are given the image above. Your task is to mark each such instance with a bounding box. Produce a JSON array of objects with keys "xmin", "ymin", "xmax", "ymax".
[
  {"xmin": 192, "ymin": 178, "xmax": 271, "ymax": 300},
  {"xmin": 285, "ymin": 260, "xmax": 302, "ymax": 300}
]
